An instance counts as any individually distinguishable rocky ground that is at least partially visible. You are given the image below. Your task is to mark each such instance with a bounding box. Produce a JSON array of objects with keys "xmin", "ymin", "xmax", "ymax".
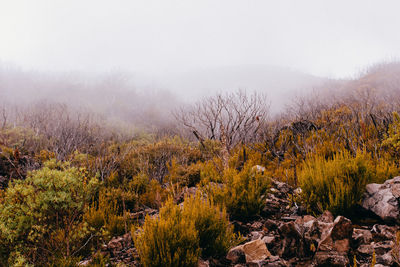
[{"xmin": 81, "ymin": 177, "xmax": 400, "ymax": 267}]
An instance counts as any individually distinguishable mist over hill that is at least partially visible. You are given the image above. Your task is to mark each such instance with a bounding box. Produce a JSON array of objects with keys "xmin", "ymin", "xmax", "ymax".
[
  {"xmin": 153, "ymin": 65, "xmax": 331, "ymax": 114},
  {"xmin": 0, "ymin": 64, "xmax": 332, "ymax": 129}
]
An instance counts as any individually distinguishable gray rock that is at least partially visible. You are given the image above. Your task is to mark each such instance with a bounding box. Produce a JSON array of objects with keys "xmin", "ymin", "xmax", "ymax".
[
  {"xmin": 362, "ymin": 177, "xmax": 400, "ymax": 223},
  {"xmin": 376, "ymin": 251, "xmax": 394, "ymax": 266},
  {"xmin": 250, "ymin": 231, "xmax": 264, "ymax": 240},
  {"xmin": 353, "ymin": 228, "xmax": 373, "ymax": 245}
]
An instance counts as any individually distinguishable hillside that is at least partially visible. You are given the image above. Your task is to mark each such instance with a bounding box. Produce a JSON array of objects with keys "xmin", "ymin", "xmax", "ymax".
[{"xmin": 1, "ymin": 62, "xmax": 400, "ymax": 266}]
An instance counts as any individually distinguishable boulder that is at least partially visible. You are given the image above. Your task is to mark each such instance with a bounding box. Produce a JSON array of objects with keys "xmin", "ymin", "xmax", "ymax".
[
  {"xmin": 227, "ymin": 239, "xmax": 271, "ymax": 264},
  {"xmin": 318, "ymin": 216, "xmax": 353, "ymax": 254},
  {"xmin": 278, "ymin": 221, "xmax": 305, "ymax": 258},
  {"xmin": 243, "ymin": 239, "xmax": 272, "ymax": 262},
  {"xmin": 362, "ymin": 176, "xmax": 400, "ymax": 223}
]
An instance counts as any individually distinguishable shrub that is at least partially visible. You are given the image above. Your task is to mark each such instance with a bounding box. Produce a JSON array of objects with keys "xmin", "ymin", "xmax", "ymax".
[
  {"xmin": 182, "ymin": 193, "xmax": 240, "ymax": 258},
  {"xmin": 299, "ymin": 150, "xmax": 398, "ymax": 215},
  {"xmin": 208, "ymin": 165, "xmax": 270, "ymax": 221},
  {"xmin": 134, "ymin": 199, "xmax": 200, "ymax": 267},
  {"xmin": 139, "ymin": 179, "xmax": 168, "ymax": 209},
  {"xmin": 0, "ymin": 160, "xmax": 98, "ymax": 265},
  {"xmin": 84, "ymin": 188, "xmax": 127, "ymax": 238},
  {"xmin": 134, "ymin": 194, "xmax": 240, "ymax": 266},
  {"xmin": 382, "ymin": 112, "xmax": 400, "ymax": 163}
]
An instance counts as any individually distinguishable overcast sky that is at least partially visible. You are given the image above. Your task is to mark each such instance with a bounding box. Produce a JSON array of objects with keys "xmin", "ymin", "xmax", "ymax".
[{"xmin": 1, "ymin": 0, "xmax": 400, "ymax": 78}]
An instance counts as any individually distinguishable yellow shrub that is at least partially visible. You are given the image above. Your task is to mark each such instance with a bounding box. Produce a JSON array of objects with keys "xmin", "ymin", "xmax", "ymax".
[
  {"xmin": 182, "ymin": 193, "xmax": 241, "ymax": 258},
  {"xmin": 134, "ymin": 199, "xmax": 200, "ymax": 267},
  {"xmin": 84, "ymin": 189, "xmax": 126, "ymax": 237},
  {"xmin": 209, "ymin": 165, "xmax": 270, "ymax": 221},
  {"xmin": 139, "ymin": 179, "xmax": 168, "ymax": 209},
  {"xmin": 299, "ymin": 150, "xmax": 398, "ymax": 215}
]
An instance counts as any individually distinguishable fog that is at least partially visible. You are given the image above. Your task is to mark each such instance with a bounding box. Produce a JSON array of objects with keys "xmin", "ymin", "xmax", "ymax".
[{"xmin": 1, "ymin": 1, "xmax": 400, "ymax": 129}]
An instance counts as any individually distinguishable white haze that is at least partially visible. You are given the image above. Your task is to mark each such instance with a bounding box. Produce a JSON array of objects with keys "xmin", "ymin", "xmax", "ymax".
[{"xmin": 1, "ymin": 1, "xmax": 400, "ymax": 115}]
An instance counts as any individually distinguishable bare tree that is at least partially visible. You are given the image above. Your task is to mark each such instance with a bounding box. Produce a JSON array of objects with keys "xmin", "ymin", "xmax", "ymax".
[{"xmin": 175, "ymin": 90, "xmax": 269, "ymax": 168}]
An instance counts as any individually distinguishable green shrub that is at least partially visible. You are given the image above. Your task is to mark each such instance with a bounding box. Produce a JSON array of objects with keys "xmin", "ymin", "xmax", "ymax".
[
  {"xmin": 134, "ymin": 199, "xmax": 200, "ymax": 267},
  {"xmin": 209, "ymin": 165, "xmax": 270, "ymax": 221},
  {"xmin": 299, "ymin": 150, "xmax": 398, "ymax": 215},
  {"xmin": 0, "ymin": 160, "xmax": 98, "ymax": 265}
]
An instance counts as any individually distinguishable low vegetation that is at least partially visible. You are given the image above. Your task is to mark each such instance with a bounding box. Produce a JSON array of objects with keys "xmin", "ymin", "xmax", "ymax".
[{"xmin": 1, "ymin": 63, "xmax": 400, "ymax": 265}]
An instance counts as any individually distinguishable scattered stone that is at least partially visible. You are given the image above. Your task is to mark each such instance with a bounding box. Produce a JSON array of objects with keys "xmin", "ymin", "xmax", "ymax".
[
  {"xmin": 198, "ymin": 258, "xmax": 210, "ymax": 267},
  {"xmin": 227, "ymin": 245, "xmax": 246, "ymax": 264},
  {"xmin": 313, "ymin": 251, "xmax": 349, "ymax": 266},
  {"xmin": 243, "ymin": 239, "xmax": 272, "ymax": 262},
  {"xmin": 250, "ymin": 231, "xmax": 264, "ymax": 240},
  {"xmin": 318, "ymin": 210, "xmax": 334, "ymax": 223},
  {"xmin": 353, "ymin": 228, "xmax": 373, "ymax": 246},
  {"xmin": 362, "ymin": 177, "xmax": 400, "ymax": 223}
]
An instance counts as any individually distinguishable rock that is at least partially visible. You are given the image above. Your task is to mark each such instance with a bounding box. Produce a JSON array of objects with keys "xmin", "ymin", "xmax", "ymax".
[
  {"xmin": 376, "ymin": 251, "xmax": 394, "ymax": 266},
  {"xmin": 247, "ymin": 256, "xmax": 289, "ymax": 267},
  {"xmin": 227, "ymin": 245, "xmax": 246, "ymax": 264},
  {"xmin": 318, "ymin": 216, "xmax": 352, "ymax": 255},
  {"xmin": 313, "ymin": 251, "xmax": 349, "ymax": 266},
  {"xmin": 318, "ymin": 211, "xmax": 334, "ymax": 223},
  {"xmin": 273, "ymin": 180, "xmax": 292, "ymax": 195},
  {"xmin": 353, "ymin": 228, "xmax": 373, "ymax": 246},
  {"xmin": 100, "ymin": 233, "xmax": 138, "ymax": 265},
  {"xmin": 198, "ymin": 258, "xmax": 209, "ymax": 267},
  {"xmin": 278, "ymin": 221, "xmax": 307, "ymax": 258},
  {"xmin": 362, "ymin": 177, "xmax": 400, "ymax": 223},
  {"xmin": 330, "ymin": 216, "xmax": 353, "ymax": 240},
  {"xmin": 357, "ymin": 244, "xmax": 374, "ymax": 256},
  {"xmin": 253, "ymin": 165, "xmax": 266, "ymax": 173},
  {"xmin": 373, "ymin": 240, "xmax": 393, "ymax": 255},
  {"xmin": 250, "ymin": 231, "xmax": 264, "ymax": 240},
  {"xmin": 227, "ymin": 239, "xmax": 272, "ymax": 264},
  {"xmin": 77, "ymin": 260, "xmax": 91, "ymax": 266},
  {"xmin": 262, "ymin": 235, "xmax": 275, "ymax": 245},
  {"xmin": 261, "ymin": 179, "xmax": 301, "ymax": 219},
  {"xmin": 251, "ymin": 221, "xmax": 264, "ymax": 230},
  {"xmin": 371, "ymin": 224, "xmax": 398, "ymax": 241},
  {"xmin": 242, "ymin": 239, "xmax": 272, "ymax": 262}
]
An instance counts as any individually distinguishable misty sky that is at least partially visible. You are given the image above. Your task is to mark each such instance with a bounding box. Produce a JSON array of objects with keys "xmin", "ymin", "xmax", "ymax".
[{"xmin": 1, "ymin": 0, "xmax": 400, "ymax": 78}]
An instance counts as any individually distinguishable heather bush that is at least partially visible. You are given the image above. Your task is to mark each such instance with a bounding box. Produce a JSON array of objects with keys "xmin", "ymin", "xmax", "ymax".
[
  {"xmin": 182, "ymin": 193, "xmax": 241, "ymax": 258},
  {"xmin": 84, "ymin": 188, "xmax": 127, "ymax": 238},
  {"xmin": 382, "ymin": 112, "xmax": 400, "ymax": 163},
  {"xmin": 299, "ymin": 150, "xmax": 399, "ymax": 215},
  {"xmin": 209, "ymin": 165, "xmax": 270, "ymax": 221},
  {"xmin": 134, "ymin": 199, "xmax": 200, "ymax": 267},
  {"xmin": 134, "ymin": 194, "xmax": 240, "ymax": 266}
]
